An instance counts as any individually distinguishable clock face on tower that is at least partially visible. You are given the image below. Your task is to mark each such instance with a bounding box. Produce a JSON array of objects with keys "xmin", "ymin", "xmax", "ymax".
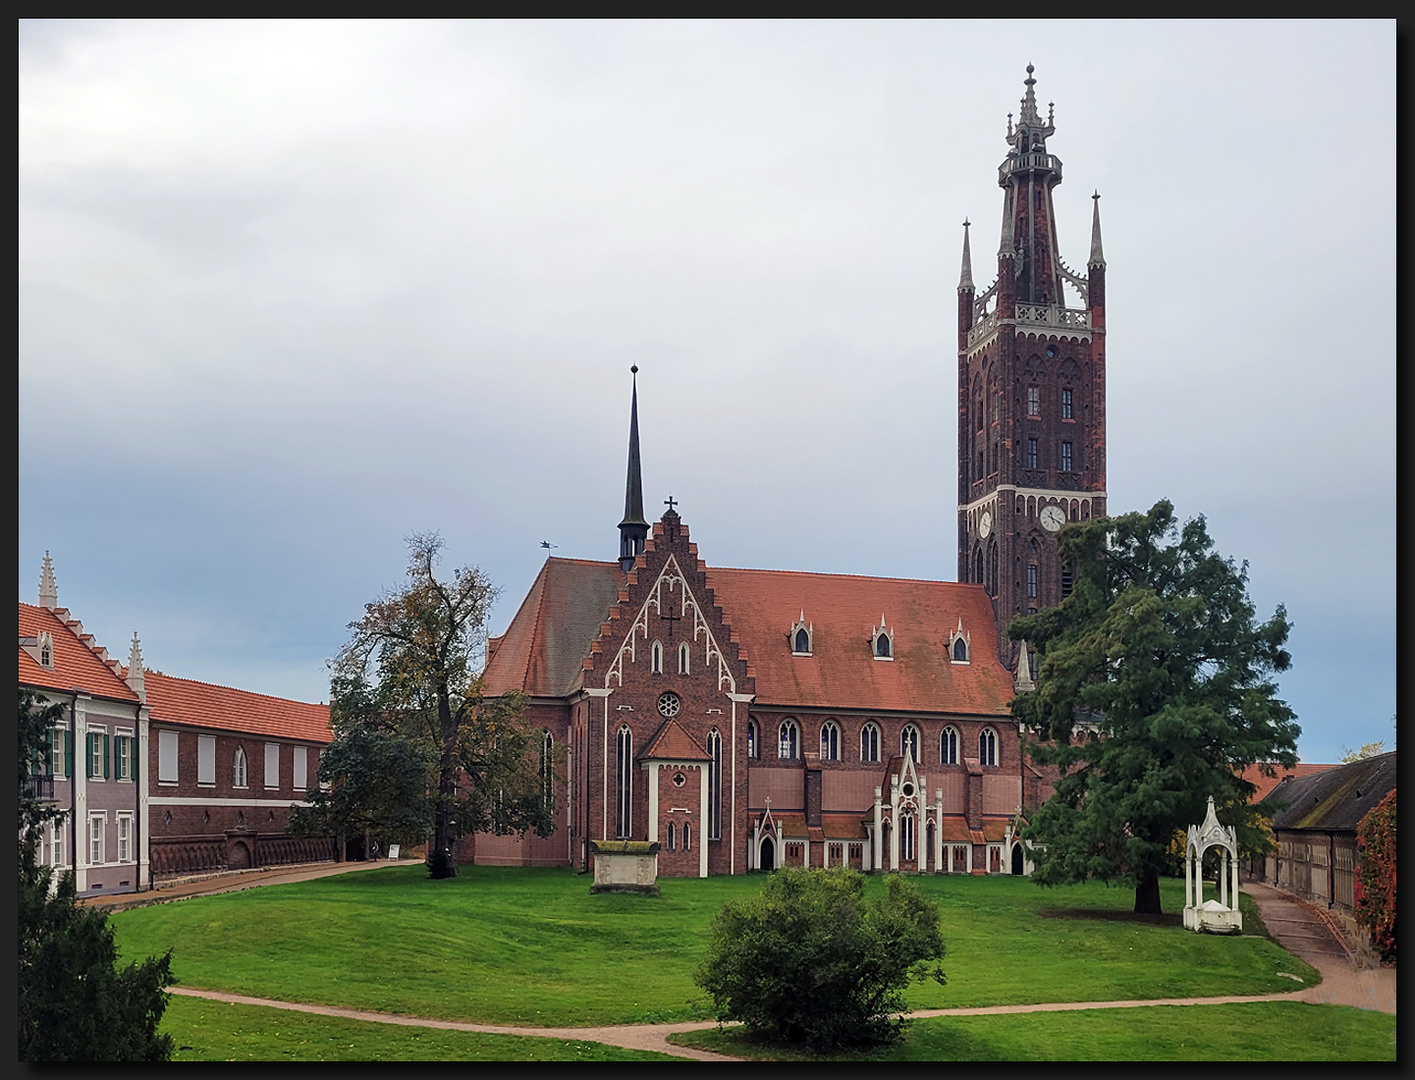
[
  {"xmin": 1040, "ymin": 505, "xmax": 1066, "ymax": 532},
  {"xmin": 979, "ymin": 511, "xmax": 993, "ymax": 539}
]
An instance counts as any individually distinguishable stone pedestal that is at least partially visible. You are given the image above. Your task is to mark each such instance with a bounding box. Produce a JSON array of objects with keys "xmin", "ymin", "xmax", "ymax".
[{"xmin": 589, "ymin": 840, "xmax": 661, "ymax": 895}]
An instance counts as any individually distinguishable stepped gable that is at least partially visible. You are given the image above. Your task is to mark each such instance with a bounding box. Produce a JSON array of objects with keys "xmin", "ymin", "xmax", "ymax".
[
  {"xmin": 142, "ymin": 670, "xmax": 330, "ymax": 743},
  {"xmin": 583, "ymin": 510, "xmax": 754, "ymax": 697},
  {"xmin": 702, "ymin": 569, "xmax": 1013, "ymax": 715},
  {"xmin": 19, "ymin": 602, "xmax": 139, "ymax": 703},
  {"xmin": 481, "ymin": 557, "xmax": 623, "ymax": 697}
]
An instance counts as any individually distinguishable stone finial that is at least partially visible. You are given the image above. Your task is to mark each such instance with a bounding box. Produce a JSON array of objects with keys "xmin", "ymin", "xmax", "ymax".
[
  {"xmin": 1089, "ymin": 191, "xmax": 1106, "ymax": 268},
  {"xmin": 1014, "ymin": 638, "xmax": 1036, "ymax": 693},
  {"xmin": 38, "ymin": 551, "xmax": 58, "ymax": 610},
  {"xmin": 958, "ymin": 220, "xmax": 975, "ymax": 291},
  {"xmin": 1019, "ymin": 63, "xmax": 1042, "ymax": 126},
  {"xmin": 126, "ymin": 632, "xmax": 146, "ymax": 703}
]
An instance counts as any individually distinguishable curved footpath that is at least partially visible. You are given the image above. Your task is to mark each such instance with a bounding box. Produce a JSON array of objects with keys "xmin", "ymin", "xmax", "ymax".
[{"xmin": 99, "ymin": 866, "xmax": 1394, "ymax": 1060}]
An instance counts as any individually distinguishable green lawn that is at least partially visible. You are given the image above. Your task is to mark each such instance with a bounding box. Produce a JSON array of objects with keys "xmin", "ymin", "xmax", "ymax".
[
  {"xmin": 672, "ymin": 1002, "xmax": 1398, "ymax": 1061},
  {"xmin": 111, "ymin": 866, "xmax": 1318, "ymax": 1029},
  {"xmin": 160, "ymin": 993, "xmax": 680, "ymax": 1062}
]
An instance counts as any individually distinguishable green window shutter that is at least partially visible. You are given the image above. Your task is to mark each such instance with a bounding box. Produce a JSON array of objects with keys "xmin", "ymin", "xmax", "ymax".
[
  {"xmin": 86, "ymin": 733, "xmax": 94, "ymax": 777},
  {"xmin": 64, "ymin": 731, "xmax": 73, "ymax": 778},
  {"xmin": 103, "ymin": 734, "xmax": 111, "ymax": 779}
]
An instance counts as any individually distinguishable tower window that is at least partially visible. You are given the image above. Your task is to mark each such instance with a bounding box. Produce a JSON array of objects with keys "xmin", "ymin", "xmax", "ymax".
[
  {"xmin": 1026, "ymin": 386, "xmax": 1039, "ymax": 417},
  {"xmin": 1026, "ymin": 437, "xmax": 1038, "ymax": 470},
  {"xmin": 1061, "ymin": 388, "xmax": 1073, "ymax": 419},
  {"xmin": 1027, "ymin": 565, "xmax": 1038, "ymax": 598},
  {"xmin": 1061, "ymin": 564, "xmax": 1074, "ymax": 599},
  {"xmin": 1061, "ymin": 441, "xmax": 1073, "ymax": 472}
]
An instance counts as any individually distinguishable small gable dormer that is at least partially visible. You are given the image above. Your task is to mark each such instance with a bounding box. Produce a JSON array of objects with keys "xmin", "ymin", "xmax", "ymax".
[
  {"xmin": 790, "ymin": 611, "xmax": 813, "ymax": 657},
  {"xmin": 871, "ymin": 615, "xmax": 893, "ymax": 661},
  {"xmin": 21, "ymin": 630, "xmax": 55, "ymax": 669},
  {"xmin": 949, "ymin": 618, "xmax": 970, "ymax": 664}
]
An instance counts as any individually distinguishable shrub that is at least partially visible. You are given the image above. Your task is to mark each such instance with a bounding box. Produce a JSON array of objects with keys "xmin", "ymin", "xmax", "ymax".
[
  {"xmin": 1354, "ymin": 789, "xmax": 1396, "ymax": 961},
  {"xmin": 693, "ymin": 866, "xmax": 945, "ymax": 1051}
]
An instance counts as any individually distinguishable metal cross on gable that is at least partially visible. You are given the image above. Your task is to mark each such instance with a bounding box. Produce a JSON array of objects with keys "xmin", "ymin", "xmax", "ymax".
[
  {"xmin": 664, "ymin": 495, "xmax": 678, "ymax": 511},
  {"xmin": 659, "ymin": 603, "xmax": 682, "ymax": 640}
]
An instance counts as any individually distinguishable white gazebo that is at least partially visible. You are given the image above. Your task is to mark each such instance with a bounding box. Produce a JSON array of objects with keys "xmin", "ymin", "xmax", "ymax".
[{"xmin": 1183, "ymin": 795, "xmax": 1243, "ymax": 933}]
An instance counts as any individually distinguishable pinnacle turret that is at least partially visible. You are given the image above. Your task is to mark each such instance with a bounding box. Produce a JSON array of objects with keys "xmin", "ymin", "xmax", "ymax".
[
  {"xmin": 1089, "ymin": 191, "xmax": 1106, "ymax": 268},
  {"xmin": 38, "ymin": 551, "xmax": 58, "ymax": 610},
  {"xmin": 958, "ymin": 220, "xmax": 975, "ymax": 291}
]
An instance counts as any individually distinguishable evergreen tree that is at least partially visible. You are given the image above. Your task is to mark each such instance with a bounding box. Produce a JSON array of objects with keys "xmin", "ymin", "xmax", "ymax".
[
  {"xmin": 18, "ymin": 689, "xmax": 176, "ymax": 1061},
  {"xmin": 1008, "ymin": 501, "xmax": 1299, "ymax": 915}
]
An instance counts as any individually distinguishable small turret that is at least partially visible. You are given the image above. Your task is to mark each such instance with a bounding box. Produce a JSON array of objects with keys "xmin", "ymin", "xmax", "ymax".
[{"xmin": 126, "ymin": 632, "xmax": 146, "ymax": 703}]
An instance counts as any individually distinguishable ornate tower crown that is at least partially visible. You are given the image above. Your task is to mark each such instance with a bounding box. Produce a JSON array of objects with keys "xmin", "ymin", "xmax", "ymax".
[{"xmin": 1001, "ymin": 64, "xmax": 1061, "ymax": 188}]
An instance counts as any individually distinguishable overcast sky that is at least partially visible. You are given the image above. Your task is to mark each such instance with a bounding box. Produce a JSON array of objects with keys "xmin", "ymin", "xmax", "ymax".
[{"xmin": 19, "ymin": 20, "xmax": 1395, "ymax": 763}]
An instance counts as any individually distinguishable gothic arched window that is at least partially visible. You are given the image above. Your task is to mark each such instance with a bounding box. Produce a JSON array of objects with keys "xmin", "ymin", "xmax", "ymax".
[
  {"xmin": 952, "ymin": 638, "xmax": 968, "ymax": 662},
  {"xmin": 616, "ymin": 726, "xmax": 633, "ymax": 838},
  {"xmin": 233, "ymin": 747, "xmax": 247, "ymax": 788},
  {"xmin": 979, "ymin": 727, "xmax": 998, "ymax": 768},
  {"xmin": 778, "ymin": 720, "xmax": 799, "ymax": 761},
  {"xmin": 820, "ymin": 721, "xmax": 840, "ymax": 762},
  {"xmin": 706, "ymin": 729, "xmax": 722, "ymax": 839},
  {"xmin": 794, "ymin": 628, "xmax": 810, "ymax": 654},
  {"xmin": 860, "ymin": 722, "xmax": 880, "ymax": 764},
  {"xmin": 941, "ymin": 726, "xmax": 959, "ymax": 766},
  {"xmin": 651, "ymin": 640, "xmax": 663, "ymax": 675},
  {"xmin": 875, "ymin": 633, "xmax": 892, "ymax": 659},
  {"xmin": 679, "ymin": 641, "xmax": 690, "ymax": 675},
  {"xmin": 666, "ymin": 822, "xmax": 676, "ymax": 852},
  {"xmin": 900, "ymin": 725, "xmax": 920, "ymax": 763},
  {"xmin": 540, "ymin": 730, "xmax": 553, "ymax": 809},
  {"xmin": 747, "ymin": 719, "xmax": 758, "ymax": 760}
]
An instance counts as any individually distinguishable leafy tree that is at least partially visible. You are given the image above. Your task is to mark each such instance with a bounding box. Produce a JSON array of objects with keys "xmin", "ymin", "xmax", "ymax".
[
  {"xmin": 1008, "ymin": 500, "xmax": 1299, "ymax": 915},
  {"xmin": 1354, "ymin": 790, "xmax": 1396, "ymax": 961},
  {"xmin": 694, "ymin": 866, "xmax": 946, "ymax": 1051},
  {"xmin": 329, "ymin": 533, "xmax": 555, "ymax": 879},
  {"xmin": 18, "ymin": 689, "xmax": 176, "ymax": 1061},
  {"xmin": 289, "ymin": 674, "xmax": 438, "ymax": 853},
  {"xmin": 1340, "ymin": 741, "xmax": 1386, "ymax": 763}
]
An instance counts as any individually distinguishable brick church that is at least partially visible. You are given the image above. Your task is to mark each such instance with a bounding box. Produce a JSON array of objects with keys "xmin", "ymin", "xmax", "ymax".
[{"xmin": 473, "ymin": 66, "xmax": 1107, "ymax": 878}]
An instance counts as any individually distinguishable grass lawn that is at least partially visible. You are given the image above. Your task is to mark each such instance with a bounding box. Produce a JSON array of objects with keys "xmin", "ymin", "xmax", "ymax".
[
  {"xmin": 159, "ymin": 993, "xmax": 680, "ymax": 1062},
  {"xmin": 671, "ymin": 1001, "xmax": 1398, "ymax": 1061},
  {"xmin": 111, "ymin": 865, "xmax": 1318, "ymax": 1029}
]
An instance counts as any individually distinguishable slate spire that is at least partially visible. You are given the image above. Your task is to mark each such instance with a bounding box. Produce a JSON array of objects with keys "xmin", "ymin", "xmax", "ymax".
[{"xmin": 618, "ymin": 366, "xmax": 649, "ymax": 573}]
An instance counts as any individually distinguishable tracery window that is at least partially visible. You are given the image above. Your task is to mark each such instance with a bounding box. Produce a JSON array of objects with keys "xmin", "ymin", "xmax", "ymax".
[
  {"xmin": 900, "ymin": 724, "xmax": 920, "ymax": 763},
  {"xmin": 900, "ymin": 812, "xmax": 916, "ymax": 862},
  {"xmin": 779, "ymin": 720, "xmax": 799, "ymax": 761},
  {"xmin": 979, "ymin": 727, "xmax": 998, "ymax": 767},
  {"xmin": 820, "ymin": 721, "xmax": 840, "ymax": 762},
  {"xmin": 1027, "ymin": 385, "xmax": 1040, "ymax": 417},
  {"xmin": 941, "ymin": 726, "xmax": 959, "ymax": 765},
  {"xmin": 860, "ymin": 722, "xmax": 880, "ymax": 764}
]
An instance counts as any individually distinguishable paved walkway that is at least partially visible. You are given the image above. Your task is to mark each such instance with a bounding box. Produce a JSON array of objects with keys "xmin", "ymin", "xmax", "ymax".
[{"xmin": 126, "ymin": 871, "xmax": 1394, "ymax": 1059}]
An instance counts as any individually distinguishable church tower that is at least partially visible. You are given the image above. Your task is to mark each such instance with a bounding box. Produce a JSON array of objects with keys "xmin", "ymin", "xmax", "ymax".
[{"xmin": 957, "ymin": 66, "xmax": 1108, "ymax": 666}]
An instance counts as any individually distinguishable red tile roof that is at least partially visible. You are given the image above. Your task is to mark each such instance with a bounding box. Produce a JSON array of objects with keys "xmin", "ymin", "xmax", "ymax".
[
  {"xmin": 485, "ymin": 557, "xmax": 1016, "ymax": 718},
  {"xmin": 18, "ymin": 603, "xmax": 139, "ymax": 703},
  {"xmin": 143, "ymin": 670, "xmax": 331, "ymax": 744},
  {"xmin": 640, "ymin": 718, "xmax": 713, "ymax": 761},
  {"xmin": 706, "ymin": 567, "xmax": 1014, "ymax": 716}
]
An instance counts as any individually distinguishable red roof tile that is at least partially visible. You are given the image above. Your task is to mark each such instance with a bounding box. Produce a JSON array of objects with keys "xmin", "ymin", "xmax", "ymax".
[
  {"xmin": 143, "ymin": 670, "xmax": 330, "ymax": 744},
  {"xmin": 1240, "ymin": 762, "xmax": 1341, "ymax": 806},
  {"xmin": 485, "ymin": 556, "xmax": 1016, "ymax": 718},
  {"xmin": 18, "ymin": 603, "xmax": 139, "ymax": 703},
  {"xmin": 640, "ymin": 718, "xmax": 713, "ymax": 762}
]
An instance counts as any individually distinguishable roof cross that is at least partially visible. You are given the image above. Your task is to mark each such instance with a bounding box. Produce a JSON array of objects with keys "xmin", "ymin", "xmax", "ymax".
[{"xmin": 664, "ymin": 495, "xmax": 678, "ymax": 512}]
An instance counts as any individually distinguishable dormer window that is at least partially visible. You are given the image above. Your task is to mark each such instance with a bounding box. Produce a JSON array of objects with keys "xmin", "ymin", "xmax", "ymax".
[
  {"xmin": 948, "ymin": 619, "xmax": 970, "ymax": 664},
  {"xmin": 789, "ymin": 613, "xmax": 813, "ymax": 657},
  {"xmin": 871, "ymin": 617, "xmax": 893, "ymax": 661},
  {"xmin": 39, "ymin": 632, "xmax": 53, "ymax": 668}
]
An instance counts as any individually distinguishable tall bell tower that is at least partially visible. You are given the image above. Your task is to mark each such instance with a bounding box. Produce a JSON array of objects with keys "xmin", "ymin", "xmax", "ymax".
[{"xmin": 957, "ymin": 66, "xmax": 1108, "ymax": 667}]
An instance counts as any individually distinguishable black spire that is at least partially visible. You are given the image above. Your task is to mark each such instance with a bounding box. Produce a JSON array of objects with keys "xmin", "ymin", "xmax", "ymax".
[{"xmin": 618, "ymin": 366, "xmax": 648, "ymax": 572}]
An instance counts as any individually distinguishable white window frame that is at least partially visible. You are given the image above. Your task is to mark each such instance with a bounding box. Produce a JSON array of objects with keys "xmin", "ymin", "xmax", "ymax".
[
  {"xmin": 114, "ymin": 730, "xmax": 133, "ymax": 781},
  {"xmin": 51, "ymin": 817, "xmax": 66, "ymax": 867},
  {"xmin": 117, "ymin": 814, "xmax": 133, "ymax": 862},
  {"xmin": 89, "ymin": 728, "xmax": 106, "ymax": 779},
  {"xmin": 265, "ymin": 742, "xmax": 281, "ymax": 789},
  {"xmin": 198, "ymin": 735, "xmax": 217, "ymax": 786},
  {"xmin": 234, "ymin": 746, "xmax": 248, "ymax": 788},
  {"xmin": 158, "ymin": 730, "xmax": 179, "ymax": 784},
  {"xmin": 89, "ymin": 814, "xmax": 105, "ymax": 865},
  {"xmin": 293, "ymin": 745, "xmax": 308, "ymax": 790},
  {"xmin": 50, "ymin": 728, "xmax": 65, "ymax": 777}
]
